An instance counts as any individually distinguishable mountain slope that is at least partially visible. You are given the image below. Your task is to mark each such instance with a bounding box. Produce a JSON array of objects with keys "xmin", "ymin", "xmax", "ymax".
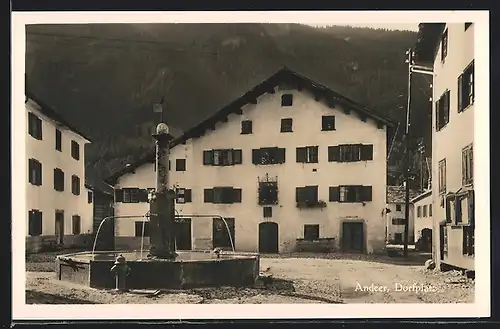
[{"xmin": 25, "ymin": 23, "xmax": 431, "ymax": 186}]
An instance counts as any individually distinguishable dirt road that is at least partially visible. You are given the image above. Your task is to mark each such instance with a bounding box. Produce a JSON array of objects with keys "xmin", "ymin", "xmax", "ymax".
[{"xmin": 25, "ymin": 255, "xmax": 474, "ymax": 304}]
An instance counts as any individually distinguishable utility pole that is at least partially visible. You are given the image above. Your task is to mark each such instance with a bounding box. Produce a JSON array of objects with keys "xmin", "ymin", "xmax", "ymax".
[{"xmin": 403, "ymin": 48, "xmax": 413, "ymax": 258}]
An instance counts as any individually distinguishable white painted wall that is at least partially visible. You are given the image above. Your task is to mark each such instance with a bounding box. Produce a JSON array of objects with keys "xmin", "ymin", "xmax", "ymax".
[
  {"xmin": 414, "ymin": 193, "xmax": 433, "ymax": 240},
  {"xmin": 26, "ymin": 99, "xmax": 92, "ymax": 238},
  {"xmin": 431, "ymin": 23, "xmax": 475, "ymax": 270},
  {"xmin": 385, "ymin": 203, "xmax": 415, "ymax": 244},
  {"xmin": 114, "ymin": 86, "xmax": 389, "ymax": 253}
]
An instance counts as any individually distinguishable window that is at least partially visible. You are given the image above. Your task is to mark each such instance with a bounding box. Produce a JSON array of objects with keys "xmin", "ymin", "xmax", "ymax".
[
  {"xmin": 328, "ymin": 144, "xmax": 373, "ymax": 162},
  {"xmin": 263, "ymin": 206, "xmax": 273, "ymax": 218},
  {"xmin": 392, "ymin": 218, "xmax": 406, "ymax": 226},
  {"xmin": 114, "ymin": 188, "xmax": 148, "ymax": 203},
  {"xmin": 396, "ymin": 204, "xmax": 402, "ymax": 211},
  {"xmin": 436, "ymin": 90, "xmax": 450, "ymax": 131},
  {"xmin": 176, "ymin": 188, "xmax": 192, "ymax": 204},
  {"xmin": 438, "ymin": 159, "xmax": 447, "ymax": 194},
  {"xmin": 72, "ymin": 215, "xmax": 81, "ymax": 235},
  {"xmin": 423, "ymin": 205, "xmax": 428, "ymax": 217},
  {"xmin": 241, "ymin": 120, "xmax": 253, "ymax": 134},
  {"xmin": 296, "ymin": 186, "xmax": 319, "ymax": 204},
  {"xmin": 429, "ymin": 204, "xmax": 433, "ymax": 216},
  {"xmin": 458, "ymin": 61, "xmax": 475, "ymax": 112},
  {"xmin": 71, "ymin": 140, "xmax": 80, "ymax": 160},
  {"xmin": 296, "ymin": 146, "xmax": 319, "ymax": 163},
  {"xmin": 55, "ymin": 128, "xmax": 62, "ymax": 151},
  {"xmin": 28, "ymin": 158, "xmax": 42, "ymax": 186},
  {"xmin": 441, "ymin": 29, "xmax": 448, "ymax": 62},
  {"xmin": 28, "ymin": 112, "xmax": 43, "ymax": 140},
  {"xmin": 465, "ymin": 22, "xmax": 472, "ymax": 30},
  {"xmin": 71, "ymin": 175, "xmax": 80, "ymax": 195},
  {"xmin": 258, "ymin": 182, "xmax": 278, "ymax": 205},
  {"xmin": 462, "ymin": 144, "xmax": 473, "ymax": 186},
  {"xmin": 176, "ymin": 159, "xmax": 186, "ymax": 172},
  {"xmin": 213, "ymin": 217, "xmax": 235, "ymax": 249},
  {"xmin": 53, "ymin": 168, "xmax": 65, "ymax": 192},
  {"xmin": 462, "ymin": 226, "xmax": 474, "ymax": 256},
  {"xmin": 87, "ymin": 191, "xmax": 93, "ymax": 203},
  {"xmin": 417, "ymin": 206, "xmax": 422, "ymax": 218},
  {"xmin": 321, "ymin": 116, "xmax": 336, "ymax": 131},
  {"xmin": 281, "ymin": 94, "xmax": 293, "ymax": 107},
  {"xmin": 329, "ymin": 185, "xmax": 372, "ymax": 203},
  {"xmin": 204, "ymin": 187, "xmax": 242, "ymax": 204},
  {"xmin": 252, "ymin": 147, "xmax": 286, "ymax": 165},
  {"xmin": 280, "ymin": 118, "xmax": 293, "ymax": 132},
  {"xmin": 304, "ymin": 225, "xmax": 320, "ymax": 241},
  {"xmin": 203, "ymin": 149, "xmax": 243, "ymax": 166},
  {"xmin": 135, "ymin": 221, "xmax": 150, "ymax": 237},
  {"xmin": 28, "ymin": 210, "xmax": 42, "ymax": 236}
]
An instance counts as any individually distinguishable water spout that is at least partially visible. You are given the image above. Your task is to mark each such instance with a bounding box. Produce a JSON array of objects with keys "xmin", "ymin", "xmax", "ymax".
[{"xmin": 91, "ymin": 213, "xmax": 150, "ymax": 258}]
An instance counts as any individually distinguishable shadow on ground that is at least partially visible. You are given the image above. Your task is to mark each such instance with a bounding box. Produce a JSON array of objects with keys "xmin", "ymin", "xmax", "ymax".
[{"xmin": 26, "ymin": 290, "xmax": 101, "ymax": 304}]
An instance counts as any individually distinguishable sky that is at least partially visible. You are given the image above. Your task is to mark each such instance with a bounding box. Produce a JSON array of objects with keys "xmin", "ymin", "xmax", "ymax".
[{"xmin": 308, "ymin": 23, "xmax": 419, "ymax": 32}]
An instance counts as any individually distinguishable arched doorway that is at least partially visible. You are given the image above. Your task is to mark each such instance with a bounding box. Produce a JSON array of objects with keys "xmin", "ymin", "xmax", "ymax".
[{"xmin": 259, "ymin": 222, "xmax": 279, "ymax": 253}]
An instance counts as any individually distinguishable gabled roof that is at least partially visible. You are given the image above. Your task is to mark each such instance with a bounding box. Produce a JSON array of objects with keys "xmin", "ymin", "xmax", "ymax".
[
  {"xmin": 105, "ymin": 67, "xmax": 396, "ymax": 185},
  {"xmin": 387, "ymin": 185, "xmax": 420, "ymax": 204},
  {"xmin": 413, "ymin": 23, "xmax": 446, "ymax": 67},
  {"xmin": 410, "ymin": 189, "xmax": 432, "ymax": 203},
  {"xmin": 26, "ymin": 91, "xmax": 92, "ymax": 142}
]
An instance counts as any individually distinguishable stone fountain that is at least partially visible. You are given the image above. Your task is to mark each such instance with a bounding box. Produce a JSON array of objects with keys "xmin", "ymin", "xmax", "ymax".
[{"xmin": 55, "ymin": 121, "xmax": 259, "ymax": 290}]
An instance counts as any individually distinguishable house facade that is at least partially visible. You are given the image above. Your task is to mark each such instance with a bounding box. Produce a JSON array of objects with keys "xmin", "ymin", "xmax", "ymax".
[
  {"xmin": 414, "ymin": 23, "xmax": 475, "ymax": 271},
  {"xmin": 385, "ymin": 185, "xmax": 419, "ymax": 245},
  {"xmin": 26, "ymin": 93, "xmax": 93, "ymax": 252},
  {"xmin": 412, "ymin": 190, "xmax": 433, "ymax": 252},
  {"xmin": 106, "ymin": 68, "xmax": 395, "ymax": 254}
]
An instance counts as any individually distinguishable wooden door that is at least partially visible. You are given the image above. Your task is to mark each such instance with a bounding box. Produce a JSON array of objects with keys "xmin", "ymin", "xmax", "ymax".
[
  {"xmin": 55, "ymin": 211, "xmax": 64, "ymax": 245},
  {"xmin": 175, "ymin": 218, "xmax": 192, "ymax": 250},
  {"xmin": 342, "ymin": 222, "xmax": 364, "ymax": 253},
  {"xmin": 259, "ymin": 222, "xmax": 279, "ymax": 253}
]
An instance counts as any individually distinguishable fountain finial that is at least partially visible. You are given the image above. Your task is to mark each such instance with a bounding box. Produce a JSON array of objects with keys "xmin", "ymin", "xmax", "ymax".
[{"xmin": 156, "ymin": 123, "xmax": 169, "ymax": 135}]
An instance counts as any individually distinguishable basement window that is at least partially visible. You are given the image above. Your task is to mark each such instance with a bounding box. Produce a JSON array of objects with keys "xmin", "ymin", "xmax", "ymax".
[{"xmin": 304, "ymin": 225, "xmax": 319, "ymax": 241}]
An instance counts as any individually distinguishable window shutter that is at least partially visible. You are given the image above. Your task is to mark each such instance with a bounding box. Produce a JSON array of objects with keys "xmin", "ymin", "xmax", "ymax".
[
  {"xmin": 114, "ymin": 189, "xmax": 123, "ymax": 202},
  {"xmin": 360, "ymin": 144, "xmax": 374, "ymax": 161},
  {"xmin": 328, "ymin": 146, "xmax": 340, "ymax": 162},
  {"xmin": 295, "ymin": 187, "xmax": 301, "ymax": 202},
  {"xmin": 307, "ymin": 186, "xmax": 318, "ymax": 202},
  {"xmin": 444, "ymin": 90, "xmax": 450, "ymax": 123},
  {"xmin": 296, "ymin": 147, "xmax": 306, "ymax": 163},
  {"xmin": 233, "ymin": 188, "xmax": 242, "ymax": 203},
  {"xmin": 458, "ymin": 74, "xmax": 463, "ymax": 112},
  {"xmin": 445, "ymin": 197, "xmax": 451, "ymax": 222},
  {"xmin": 435, "ymin": 99, "xmax": 441, "ymax": 130},
  {"xmin": 311, "ymin": 146, "xmax": 319, "ymax": 163},
  {"xmin": 468, "ymin": 190, "xmax": 475, "ymax": 226},
  {"xmin": 28, "ymin": 159, "xmax": 34, "ymax": 184},
  {"xmin": 276, "ymin": 148, "xmax": 285, "ymax": 164},
  {"xmin": 138, "ymin": 189, "xmax": 149, "ymax": 202},
  {"xmin": 362, "ymin": 186, "xmax": 372, "ymax": 202},
  {"xmin": 204, "ymin": 188, "xmax": 213, "ymax": 203},
  {"xmin": 462, "ymin": 151, "xmax": 467, "ymax": 186},
  {"xmin": 233, "ymin": 149, "xmax": 242, "ymax": 164},
  {"xmin": 203, "ymin": 150, "xmax": 213, "ymax": 165},
  {"xmin": 329, "ymin": 186, "xmax": 340, "ymax": 202},
  {"xmin": 252, "ymin": 149, "xmax": 260, "ymax": 164},
  {"xmin": 184, "ymin": 189, "xmax": 192, "ymax": 202}
]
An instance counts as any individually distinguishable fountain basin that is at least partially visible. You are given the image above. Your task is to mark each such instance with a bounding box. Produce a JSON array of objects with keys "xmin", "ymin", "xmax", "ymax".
[{"xmin": 55, "ymin": 250, "xmax": 260, "ymax": 289}]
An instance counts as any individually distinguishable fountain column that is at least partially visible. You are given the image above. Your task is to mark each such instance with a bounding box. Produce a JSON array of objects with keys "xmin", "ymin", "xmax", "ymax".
[{"xmin": 148, "ymin": 123, "xmax": 177, "ymax": 259}]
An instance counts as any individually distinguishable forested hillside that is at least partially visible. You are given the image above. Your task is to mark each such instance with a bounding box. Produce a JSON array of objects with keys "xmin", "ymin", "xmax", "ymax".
[{"xmin": 25, "ymin": 23, "xmax": 432, "ymax": 187}]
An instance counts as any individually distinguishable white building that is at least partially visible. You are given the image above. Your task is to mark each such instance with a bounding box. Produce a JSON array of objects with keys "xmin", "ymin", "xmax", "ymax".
[
  {"xmin": 385, "ymin": 186, "xmax": 419, "ymax": 245},
  {"xmin": 414, "ymin": 23, "xmax": 475, "ymax": 271},
  {"xmin": 412, "ymin": 190, "xmax": 433, "ymax": 252},
  {"xmin": 105, "ymin": 67, "xmax": 396, "ymax": 254},
  {"xmin": 26, "ymin": 92, "xmax": 93, "ymax": 252}
]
